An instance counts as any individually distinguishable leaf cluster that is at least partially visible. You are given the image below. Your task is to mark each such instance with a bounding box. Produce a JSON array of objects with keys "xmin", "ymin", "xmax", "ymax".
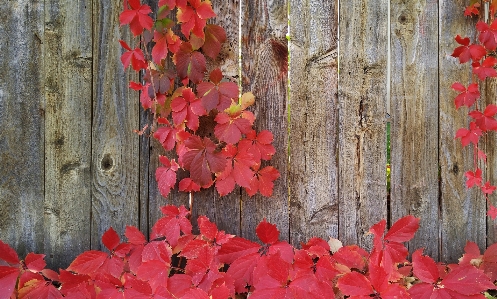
[
  {"xmin": 2, "ymin": 209, "xmax": 497, "ymax": 298},
  {"xmin": 120, "ymin": 0, "xmax": 279, "ymax": 198},
  {"xmin": 452, "ymin": 3, "xmax": 497, "ymax": 219}
]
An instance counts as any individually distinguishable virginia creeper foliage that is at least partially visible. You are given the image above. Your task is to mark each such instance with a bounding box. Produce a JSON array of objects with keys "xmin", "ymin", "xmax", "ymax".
[
  {"xmin": 121, "ymin": 0, "xmax": 279, "ymax": 198},
  {"xmin": 452, "ymin": 0, "xmax": 497, "ymax": 219},
  {"xmin": 2, "ymin": 209, "xmax": 497, "ymax": 298}
]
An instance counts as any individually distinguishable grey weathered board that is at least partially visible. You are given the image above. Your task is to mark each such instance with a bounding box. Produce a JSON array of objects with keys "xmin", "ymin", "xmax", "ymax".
[
  {"xmin": 390, "ymin": 0, "xmax": 440, "ymax": 259},
  {"xmin": 439, "ymin": 0, "xmax": 486, "ymax": 262},
  {"xmin": 0, "ymin": 0, "xmax": 45, "ymax": 261},
  {"xmin": 190, "ymin": 0, "xmax": 242, "ymax": 237},
  {"xmin": 288, "ymin": 0, "xmax": 339, "ymax": 246},
  {"xmin": 44, "ymin": 0, "xmax": 93, "ymax": 269},
  {"xmin": 338, "ymin": 0, "xmax": 388, "ymax": 250},
  {"xmin": 91, "ymin": 0, "xmax": 141, "ymax": 251},
  {"xmin": 240, "ymin": 0, "xmax": 289, "ymax": 242}
]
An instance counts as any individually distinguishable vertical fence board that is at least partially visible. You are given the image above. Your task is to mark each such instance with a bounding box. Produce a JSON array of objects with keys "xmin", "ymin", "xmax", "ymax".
[
  {"xmin": 44, "ymin": 0, "xmax": 92, "ymax": 269},
  {"xmin": 390, "ymin": 0, "xmax": 440, "ymax": 259},
  {"xmin": 338, "ymin": 0, "xmax": 388, "ymax": 249},
  {"xmin": 91, "ymin": 0, "xmax": 140, "ymax": 250},
  {"xmin": 191, "ymin": 0, "xmax": 241, "ymax": 236},
  {"xmin": 288, "ymin": 0, "xmax": 339, "ymax": 246},
  {"xmin": 0, "ymin": 1, "xmax": 45, "ymax": 258},
  {"xmin": 145, "ymin": 1, "xmax": 191, "ymax": 234},
  {"xmin": 486, "ymin": 78, "xmax": 497, "ymax": 245},
  {"xmin": 240, "ymin": 0, "xmax": 289, "ymax": 241},
  {"xmin": 439, "ymin": 0, "xmax": 486, "ymax": 262}
]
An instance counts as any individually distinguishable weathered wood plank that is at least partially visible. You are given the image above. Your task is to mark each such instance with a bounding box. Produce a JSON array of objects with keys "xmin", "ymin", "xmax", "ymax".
[
  {"xmin": 486, "ymin": 76, "xmax": 497, "ymax": 246},
  {"xmin": 390, "ymin": 0, "xmax": 440, "ymax": 259},
  {"xmin": 91, "ymin": 0, "xmax": 140, "ymax": 250},
  {"xmin": 44, "ymin": 0, "xmax": 92, "ymax": 269},
  {"xmin": 0, "ymin": 0, "xmax": 45, "ymax": 258},
  {"xmin": 439, "ymin": 0, "xmax": 486, "ymax": 262},
  {"xmin": 338, "ymin": 0, "xmax": 388, "ymax": 250},
  {"xmin": 240, "ymin": 0, "xmax": 289, "ymax": 242},
  {"xmin": 191, "ymin": 0, "xmax": 241, "ymax": 237},
  {"xmin": 288, "ymin": 0, "xmax": 339, "ymax": 246}
]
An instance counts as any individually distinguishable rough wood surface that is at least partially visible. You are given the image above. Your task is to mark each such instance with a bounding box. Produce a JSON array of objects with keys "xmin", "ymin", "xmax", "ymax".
[
  {"xmin": 240, "ymin": 0, "xmax": 289, "ymax": 242},
  {"xmin": 390, "ymin": 0, "xmax": 440, "ymax": 259},
  {"xmin": 44, "ymin": 0, "xmax": 93, "ymax": 269},
  {"xmin": 91, "ymin": 0, "xmax": 140, "ymax": 250},
  {"xmin": 0, "ymin": 0, "xmax": 45, "ymax": 258},
  {"xmin": 288, "ymin": 0, "xmax": 339, "ymax": 246},
  {"xmin": 338, "ymin": 0, "xmax": 388, "ymax": 250},
  {"xmin": 439, "ymin": 0, "xmax": 486, "ymax": 262},
  {"xmin": 191, "ymin": 0, "xmax": 241, "ymax": 237},
  {"xmin": 486, "ymin": 80, "xmax": 497, "ymax": 245}
]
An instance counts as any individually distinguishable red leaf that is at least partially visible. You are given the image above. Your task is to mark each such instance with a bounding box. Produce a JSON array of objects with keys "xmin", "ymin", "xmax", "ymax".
[
  {"xmin": 0, "ymin": 241, "xmax": 19, "ymax": 265},
  {"xmin": 451, "ymin": 35, "xmax": 486, "ymax": 63},
  {"xmin": 456, "ymin": 122, "xmax": 482, "ymax": 147},
  {"xmin": 469, "ymin": 105, "xmax": 497, "ymax": 131},
  {"xmin": 125, "ymin": 226, "xmax": 146, "ymax": 245},
  {"xmin": 179, "ymin": 178, "xmax": 201, "ymax": 192},
  {"xmin": 477, "ymin": 20, "xmax": 497, "ymax": 50},
  {"xmin": 102, "ymin": 227, "xmax": 120, "ymax": 252},
  {"xmin": 226, "ymin": 252, "xmax": 260, "ymax": 293},
  {"xmin": 217, "ymin": 237, "xmax": 260, "ymax": 264},
  {"xmin": 197, "ymin": 69, "xmax": 239, "ymax": 111},
  {"xmin": 156, "ymin": 155, "xmax": 179, "ymax": 198},
  {"xmin": 177, "ymin": 1, "xmax": 215, "ymax": 39},
  {"xmin": 337, "ymin": 272, "xmax": 374, "ymax": 296},
  {"xmin": 488, "ymin": 205, "xmax": 497, "ymax": 220},
  {"xmin": 119, "ymin": 1, "xmax": 153, "ymax": 36},
  {"xmin": 173, "ymin": 42, "xmax": 206, "ymax": 84},
  {"xmin": 119, "ymin": 40, "xmax": 147, "ymax": 71},
  {"xmin": 151, "ymin": 28, "xmax": 181, "ymax": 64},
  {"xmin": 202, "ymin": 24, "xmax": 227, "ymax": 59},
  {"xmin": 465, "ymin": 3, "xmax": 480, "ymax": 16},
  {"xmin": 442, "ymin": 265, "xmax": 495, "ymax": 295},
  {"xmin": 333, "ymin": 246, "xmax": 366, "ymax": 271},
  {"xmin": 151, "ymin": 205, "xmax": 192, "ymax": 247},
  {"xmin": 242, "ymin": 130, "xmax": 276, "ymax": 162},
  {"xmin": 369, "ymin": 219, "xmax": 386, "ymax": 250},
  {"xmin": 214, "ymin": 112, "xmax": 252, "ymax": 144},
  {"xmin": 171, "ymin": 87, "xmax": 206, "ymax": 131},
  {"xmin": 482, "ymin": 181, "xmax": 496, "ymax": 194},
  {"xmin": 412, "ymin": 249, "xmax": 439, "ymax": 284},
  {"xmin": 182, "ymin": 136, "xmax": 227, "ymax": 186},
  {"xmin": 465, "ymin": 168, "xmax": 482, "ymax": 188},
  {"xmin": 452, "ymin": 82, "xmax": 480, "ymax": 109},
  {"xmin": 24, "ymin": 253, "xmax": 46, "ymax": 273},
  {"xmin": 245, "ymin": 165, "xmax": 280, "ymax": 197},
  {"xmin": 459, "ymin": 241, "xmax": 482, "ymax": 266},
  {"xmin": 0, "ymin": 266, "xmax": 19, "ymax": 299},
  {"xmin": 66, "ymin": 250, "xmax": 108, "ymax": 275},
  {"xmin": 384, "ymin": 215, "xmax": 420, "ymax": 243},
  {"xmin": 472, "ymin": 57, "xmax": 497, "ymax": 80},
  {"xmin": 256, "ymin": 219, "xmax": 279, "ymax": 244}
]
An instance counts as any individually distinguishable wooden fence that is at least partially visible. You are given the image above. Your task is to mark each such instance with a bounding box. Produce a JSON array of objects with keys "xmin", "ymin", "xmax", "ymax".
[{"xmin": 0, "ymin": 0, "xmax": 494, "ymax": 270}]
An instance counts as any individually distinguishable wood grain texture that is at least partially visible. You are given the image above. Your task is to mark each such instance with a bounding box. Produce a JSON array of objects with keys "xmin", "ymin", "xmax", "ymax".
[
  {"xmin": 241, "ymin": 0, "xmax": 289, "ymax": 242},
  {"xmin": 0, "ymin": 0, "xmax": 45, "ymax": 258},
  {"xmin": 439, "ymin": 0, "xmax": 486, "ymax": 262},
  {"xmin": 288, "ymin": 0, "xmax": 339, "ymax": 246},
  {"xmin": 390, "ymin": 0, "xmax": 440, "ymax": 259},
  {"xmin": 44, "ymin": 0, "xmax": 92, "ymax": 269},
  {"xmin": 486, "ymin": 77, "xmax": 497, "ymax": 245},
  {"xmin": 144, "ymin": 0, "xmax": 191, "ymax": 234},
  {"xmin": 191, "ymin": 0, "xmax": 241, "ymax": 237},
  {"xmin": 338, "ymin": 0, "xmax": 388, "ymax": 250},
  {"xmin": 91, "ymin": 0, "xmax": 140, "ymax": 250}
]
